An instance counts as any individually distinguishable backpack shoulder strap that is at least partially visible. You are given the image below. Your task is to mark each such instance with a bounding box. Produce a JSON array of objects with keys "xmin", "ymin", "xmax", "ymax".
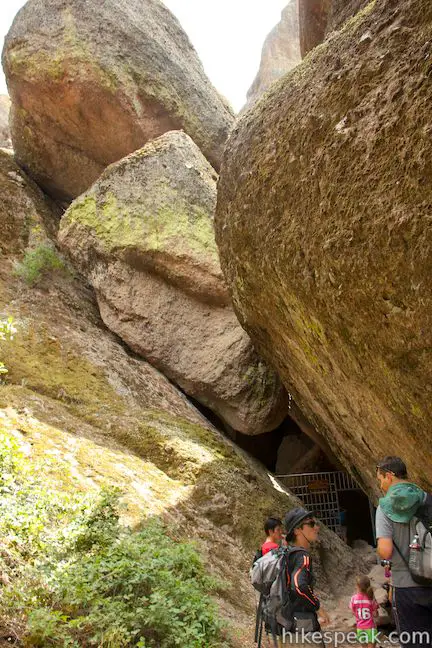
[
  {"xmin": 416, "ymin": 493, "xmax": 432, "ymax": 530},
  {"xmin": 393, "ymin": 517, "xmax": 420, "ymax": 568},
  {"xmin": 393, "ymin": 539, "xmax": 409, "ymax": 569}
]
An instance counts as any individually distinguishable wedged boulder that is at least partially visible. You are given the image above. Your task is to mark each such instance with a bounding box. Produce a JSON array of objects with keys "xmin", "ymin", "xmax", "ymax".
[
  {"xmin": 216, "ymin": 0, "xmax": 432, "ymax": 494},
  {"xmin": 59, "ymin": 130, "xmax": 288, "ymax": 434},
  {"xmin": 0, "ymin": 149, "xmax": 59, "ymax": 255},
  {"xmin": 245, "ymin": 0, "xmax": 301, "ymax": 109},
  {"xmin": 2, "ymin": 0, "xmax": 234, "ymax": 202},
  {"xmin": 0, "ymin": 95, "xmax": 11, "ymax": 148}
]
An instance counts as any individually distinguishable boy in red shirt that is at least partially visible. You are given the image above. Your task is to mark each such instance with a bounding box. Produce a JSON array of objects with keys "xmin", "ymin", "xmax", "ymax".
[{"xmin": 261, "ymin": 517, "xmax": 283, "ymax": 555}]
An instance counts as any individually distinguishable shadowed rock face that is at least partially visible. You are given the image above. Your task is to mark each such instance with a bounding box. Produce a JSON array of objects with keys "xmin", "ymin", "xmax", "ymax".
[
  {"xmin": 0, "ymin": 149, "xmax": 59, "ymax": 254},
  {"xmin": 299, "ymin": 0, "xmax": 331, "ymax": 56},
  {"xmin": 216, "ymin": 0, "xmax": 432, "ymax": 495},
  {"xmin": 0, "ymin": 95, "xmax": 11, "ymax": 148},
  {"xmin": 59, "ymin": 131, "xmax": 288, "ymax": 434},
  {"xmin": 2, "ymin": 0, "xmax": 234, "ymax": 201},
  {"xmin": 327, "ymin": 0, "xmax": 371, "ymax": 33},
  {"xmin": 299, "ymin": 0, "xmax": 371, "ymax": 56},
  {"xmin": 245, "ymin": 0, "xmax": 301, "ymax": 109}
]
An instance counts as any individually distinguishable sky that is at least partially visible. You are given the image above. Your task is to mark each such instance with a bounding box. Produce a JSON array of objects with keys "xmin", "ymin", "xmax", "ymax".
[{"xmin": 0, "ymin": 0, "xmax": 288, "ymax": 112}]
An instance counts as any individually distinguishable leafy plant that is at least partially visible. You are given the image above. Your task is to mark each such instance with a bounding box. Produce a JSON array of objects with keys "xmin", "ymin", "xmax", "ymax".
[
  {"xmin": 14, "ymin": 243, "xmax": 65, "ymax": 286},
  {"xmin": 0, "ymin": 430, "xmax": 228, "ymax": 647}
]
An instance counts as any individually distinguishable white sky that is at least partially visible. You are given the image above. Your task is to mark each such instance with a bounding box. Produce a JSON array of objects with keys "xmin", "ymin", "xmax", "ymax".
[{"xmin": 0, "ymin": 0, "xmax": 288, "ymax": 112}]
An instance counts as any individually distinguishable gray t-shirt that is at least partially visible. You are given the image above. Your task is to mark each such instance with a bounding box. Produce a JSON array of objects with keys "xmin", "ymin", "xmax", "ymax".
[{"xmin": 375, "ymin": 505, "xmax": 418, "ymax": 588}]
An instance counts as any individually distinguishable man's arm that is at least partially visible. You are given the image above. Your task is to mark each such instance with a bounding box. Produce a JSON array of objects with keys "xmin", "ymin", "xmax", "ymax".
[
  {"xmin": 290, "ymin": 551, "xmax": 320, "ymax": 612},
  {"xmin": 375, "ymin": 506, "xmax": 394, "ymax": 560},
  {"xmin": 377, "ymin": 537, "xmax": 393, "ymax": 560}
]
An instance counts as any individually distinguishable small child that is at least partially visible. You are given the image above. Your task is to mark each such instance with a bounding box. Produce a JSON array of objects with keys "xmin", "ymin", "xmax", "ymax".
[{"xmin": 350, "ymin": 575, "xmax": 379, "ymax": 647}]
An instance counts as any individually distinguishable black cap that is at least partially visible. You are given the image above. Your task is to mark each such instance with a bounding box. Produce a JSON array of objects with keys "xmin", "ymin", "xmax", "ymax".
[{"xmin": 284, "ymin": 507, "xmax": 315, "ymax": 535}]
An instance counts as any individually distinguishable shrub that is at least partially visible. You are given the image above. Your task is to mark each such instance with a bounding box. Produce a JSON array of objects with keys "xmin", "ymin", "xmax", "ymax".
[
  {"xmin": 14, "ymin": 244, "xmax": 65, "ymax": 286},
  {"xmin": 0, "ymin": 430, "xmax": 227, "ymax": 647}
]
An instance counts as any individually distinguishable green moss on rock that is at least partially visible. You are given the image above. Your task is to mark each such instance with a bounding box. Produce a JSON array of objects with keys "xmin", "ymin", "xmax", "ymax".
[{"xmin": 63, "ymin": 180, "xmax": 218, "ymax": 265}]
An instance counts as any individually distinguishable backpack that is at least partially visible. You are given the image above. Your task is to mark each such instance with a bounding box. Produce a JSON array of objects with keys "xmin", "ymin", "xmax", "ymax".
[
  {"xmin": 395, "ymin": 493, "xmax": 432, "ymax": 586},
  {"xmin": 251, "ymin": 548, "xmax": 263, "ymax": 568},
  {"xmin": 408, "ymin": 493, "xmax": 432, "ymax": 585},
  {"xmin": 251, "ymin": 546, "xmax": 303, "ymax": 645}
]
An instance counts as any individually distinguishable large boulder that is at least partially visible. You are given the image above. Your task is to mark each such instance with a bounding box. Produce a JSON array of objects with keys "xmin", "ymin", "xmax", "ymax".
[
  {"xmin": 59, "ymin": 130, "xmax": 288, "ymax": 434},
  {"xmin": 2, "ymin": 0, "xmax": 234, "ymax": 202},
  {"xmin": 216, "ymin": 0, "xmax": 432, "ymax": 495},
  {"xmin": 0, "ymin": 95, "xmax": 11, "ymax": 148},
  {"xmin": 245, "ymin": 0, "xmax": 301, "ymax": 109}
]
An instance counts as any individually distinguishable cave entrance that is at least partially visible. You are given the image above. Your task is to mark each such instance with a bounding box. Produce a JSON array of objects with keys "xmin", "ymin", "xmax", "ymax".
[
  {"xmin": 277, "ymin": 471, "xmax": 375, "ymax": 545},
  {"xmin": 230, "ymin": 414, "xmax": 374, "ymax": 546}
]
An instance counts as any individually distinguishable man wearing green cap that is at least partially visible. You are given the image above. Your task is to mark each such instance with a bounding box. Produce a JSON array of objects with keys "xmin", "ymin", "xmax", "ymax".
[{"xmin": 375, "ymin": 456, "xmax": 432, "ymax": 648}]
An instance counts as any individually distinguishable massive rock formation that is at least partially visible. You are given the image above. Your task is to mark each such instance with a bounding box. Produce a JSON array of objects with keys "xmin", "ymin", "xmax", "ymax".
[
  {"xmin": 0, "ymin": 158, "xmax": 358, "ymax": 643},
  {"xmin": 2, "ymin": 0, "xmax": 234, "ymax": 202},
  {"xmin": 59, "ymin": 130, "xmax": 288, "ymax": 434},
  {"xmin": 299, "ymin": 0, "xmax": 371, "ymax": 56},
  {"xmin": 246, "ymin": 0, "xmax": 301, "ymax": 109},
  {"xmin": 216, "ymin": 0, "xmax": 432, "ymax": 495},
  {"xmin": 0, "ymin": 95, "xmax": 11, "ymax": 148}
]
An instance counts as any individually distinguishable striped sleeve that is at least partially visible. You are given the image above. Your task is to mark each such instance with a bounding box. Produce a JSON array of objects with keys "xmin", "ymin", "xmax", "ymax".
[{"xmin": 291, "ymin": 552, "xmax": 320, "ymax": 611}]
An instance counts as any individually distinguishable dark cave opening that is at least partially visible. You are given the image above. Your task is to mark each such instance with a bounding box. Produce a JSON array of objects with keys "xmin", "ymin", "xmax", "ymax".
[{"xmin": 189, "ymin": 396, "xmax": 374, "ymax": 546}]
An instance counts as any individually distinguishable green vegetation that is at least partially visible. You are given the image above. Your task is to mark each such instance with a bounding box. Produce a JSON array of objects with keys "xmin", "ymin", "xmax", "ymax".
[
  {"xmin": 0, "ymin": 429, "xmax": 227, "ymax": 647},
  {"xmin": 0, "ymin": 317, "xmax": 16, "ymax": 376},
  {"xmin": 14, "ymin": 243, "xmax": 65, "ymax": 286}
]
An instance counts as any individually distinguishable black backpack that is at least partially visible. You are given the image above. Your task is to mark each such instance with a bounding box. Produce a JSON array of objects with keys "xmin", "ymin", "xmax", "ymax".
[{"xmin": 252, "ymin": 548, "xmax": 263, "ymax": 568}]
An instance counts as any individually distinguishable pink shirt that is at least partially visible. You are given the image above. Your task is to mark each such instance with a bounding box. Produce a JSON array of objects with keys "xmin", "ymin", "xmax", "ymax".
[{"xmin": 350, "ymin": 593, "xmax": 378, "ymax": 629}]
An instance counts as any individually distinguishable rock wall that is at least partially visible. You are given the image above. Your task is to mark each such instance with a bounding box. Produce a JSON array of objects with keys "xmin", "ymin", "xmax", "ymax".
[
  {"xmin": 216, "ymin": 0, "xmax": 432, "ymax": 496},
  {"xmin": 327, "ymin": 0, "xmax": 371, "ymax": 33},
  {"xmin": 245, "ymin": 0, "xmax": 301, "ymax": 109},
  {"xmin": 300, "ymin": 0, "xmax": 372, "ymax": 56},
  {"xmin": 299, "ymin": 0, "xmax": 331, "ymax": 56},
  {"xmin": 2, "ymin": 0, "xmax": 234, "ymax": 201},
  {"xmin": 0, "ymin": 95, "xmax": 11, "ymax": 148},
  {"xmin": 0, "ymin": 149, "xmax": 59, "ymax": 254}
]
